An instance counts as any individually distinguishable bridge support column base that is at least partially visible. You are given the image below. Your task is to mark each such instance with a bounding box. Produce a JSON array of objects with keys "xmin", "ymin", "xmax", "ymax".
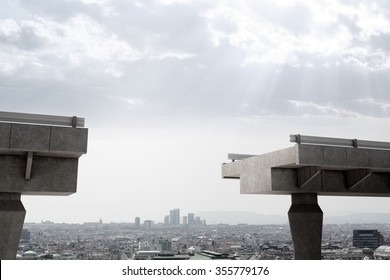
[
  {"xmin": 288, "ymin": 193, "xmax": 323, "ymax": 260},
  {"xmin": 0, "ymin": 193, "xmax": 26, "ymax": 260}
]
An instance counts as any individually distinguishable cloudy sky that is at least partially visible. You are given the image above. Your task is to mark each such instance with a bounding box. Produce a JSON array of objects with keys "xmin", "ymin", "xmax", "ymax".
[{"xmin": 1, "ymin": 0, "xmax": 390, "ymax": 223}]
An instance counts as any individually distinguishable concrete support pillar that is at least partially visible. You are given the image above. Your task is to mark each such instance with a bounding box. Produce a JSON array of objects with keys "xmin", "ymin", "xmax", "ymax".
[
  {"xmin": 0, "ymin": 193, "xmax": 26, "ymax": 260},
  {"xmin": 288, "ymin": 193, "xmax": 323, "ymax": 260}
]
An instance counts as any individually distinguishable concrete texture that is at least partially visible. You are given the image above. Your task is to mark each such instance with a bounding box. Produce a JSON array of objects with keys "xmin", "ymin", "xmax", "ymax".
[
  {"xmin": 288, "ymin": 193, "xmax": 323, "ymax": 260},
  {"xmin": 0, "ymin": 119, "xmax": 88, "ymax": 259},
  {"xmin": 0, "ymin": 123, "xmax": 11, "ymax": 148},
  {"xmin": 0, "ymin": 122, "xmax": 88, "ymax": 158},
  {"xmin": 50, "ymin": 126, "xmax": 88, "ymax": 155},
  {"xmin": 0, "ymin": 193, "xmax": 26, "ymax": 260},
  {"xmin": 222, "ymin": 144, "xmax": 390, "ymax": 196},
  {"xmin": 10, "ymin": 124, "xmax": 51, "ymax": 152},
  {"xmin": 0, "ymin": 122, "xmax": 87, "ymax": 195},
  {"xmin": 0, "ymin": 156, "xmax": 78, "ymax": 195}
]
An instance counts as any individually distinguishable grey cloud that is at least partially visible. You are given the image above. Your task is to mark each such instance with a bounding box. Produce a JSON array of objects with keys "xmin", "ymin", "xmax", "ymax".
[
  {"xmin": 18, "ymin": 0, "xmax": 87, "ymax": 20},
  {"xmin": 11, "ymin": 0, "xmax": 213, "ymax": 62},
  {"xmin": 2, "ymin": 0, "xmax": 390, "ymax": 123},
  {"xmin": 102, "ymin": 1, "xmax": 213, "ymax": 54},
  {"xmin": 337, "ymin": 14, "xmax": 361, "ymax": 36},
  {"xmin": 18, "ymin": 27, "xmax": 44, "ymax": 49},
  {"xmin": 0, "ymin": 25, "xmax": 44, "ymax": 50},
  {"xmin": 369, "ymin": 33, "xmax": 390, "ymax": 51},
  {"xmin": 16, "ymin": 0, "xmax": 119, "ymax": 21},
  {"xmin": 113, "ymin": 54, "xmax": 390, "ymax": 119},
  {"xmin": 4, "ymin": 51, "xmax": 390, "ymax": 123}
]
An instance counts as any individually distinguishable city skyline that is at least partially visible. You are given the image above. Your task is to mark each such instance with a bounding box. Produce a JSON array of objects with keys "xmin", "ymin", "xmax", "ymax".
[
  {"xmin": 17, "ymin": 221, "xmax": 390, "ymax": 260},
  {"xmin": 1, "ymin": 0, "xmax": 390, "ymax": 223},
  {"xmin": 27, "ymin": 210, "xmax": 390, "ymax": 225}
]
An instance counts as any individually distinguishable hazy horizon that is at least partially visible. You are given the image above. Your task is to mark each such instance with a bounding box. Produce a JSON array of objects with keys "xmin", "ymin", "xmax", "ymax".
[{"xmin": 23, "ymin": 209, "xmax": 390, "ymax": 225}]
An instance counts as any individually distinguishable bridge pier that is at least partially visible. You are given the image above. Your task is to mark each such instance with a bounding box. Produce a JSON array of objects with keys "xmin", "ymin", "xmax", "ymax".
[
  {"xmin": 288, "ymin": 193, "xmax": 323, "ymax": 260},
  {"xmin": 0, "ymin": 193, "xmax": 25, "ymax": 259}
]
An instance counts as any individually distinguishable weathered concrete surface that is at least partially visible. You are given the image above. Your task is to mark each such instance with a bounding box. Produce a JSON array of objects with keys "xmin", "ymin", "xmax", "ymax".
[
  {"xmin": 222, "ymin": 144, "xmax": 390, "ymax": 196},
  {"xmin": 0, "ymin": 123, "xmax": 11, "ymax": 148},
  {"xmin": 0, "ymin": 122, "xmax": 88, "ymax": 195},
  {"xmin": 10, "ymin": 124, "xmax": 51, "ymax": 152},
  {"xmin": 0, "ymin": 156, "xmax": 78, "ymax": 195},
  {"xmin": 0, "ymin": 123, "xmax": 88, "ymax": 158},
  {"xmin": 288, "ymin": 193, "xmax": 323, "ymax": 260},
  {"xmin": 0, "ymin": 118, "xmax": 88, "ymax": 259},
  {"xmin": 50, "ymin": 126, "xmax": 88, "ymax": 155},
  {"xmin": 0, "ymin": 193, "xmax": 25, "ymax": 260}
]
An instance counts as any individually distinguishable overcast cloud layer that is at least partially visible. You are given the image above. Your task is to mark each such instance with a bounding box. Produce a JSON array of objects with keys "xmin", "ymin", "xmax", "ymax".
[
  {"xmin": 2, "ymin": 0, "xmax": 390, "ymax": 120},
  {"xmin": 1, "ymin": 0, "xmax": 390, "ymax": 222}
]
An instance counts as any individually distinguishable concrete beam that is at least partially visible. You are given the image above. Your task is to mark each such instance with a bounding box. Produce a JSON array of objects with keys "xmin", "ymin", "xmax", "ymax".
[
  {"xmin": 0, "ymin": 122, "xmax": 87, "ymax": 195},
  {"xmin": 0, "ymin": 156, "xmax": 78, "ymax": 195},
  {"xmin": 0, "ymin": 123, "xmax": 88, "ymax": 158},
  {"xmin": 0, "ymin": 123, "xmax": 11, "ymax": 148},
  {"xmin": 10, "ymin": 124, "xmax": 51, "ymax": 152},
  {"xmin": 222, "ymin": 144, "xmax": 390, "ymax": 196},
  {"xmin": 222, "ymin": 146, "xmax": 297, "ymax": 194}
]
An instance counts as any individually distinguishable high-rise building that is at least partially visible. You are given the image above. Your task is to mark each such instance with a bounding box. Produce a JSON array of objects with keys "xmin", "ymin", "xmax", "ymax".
[
  {"xmin": 188, "ymin": 213, "xmax": 195, "ymax": 225},
  {"xmin": 144, "ymin": 220, "xmax": 153, "ymax": 231},
  {"xmin": 183, "ymin": 216, "xmax": 188, "ymax": 225},
  {"xmin": 353, "ymin": 230, "xmax": 383, "ymax": 249},
  {"xmin": 169, "ymin": 210, "xmax": 174, "ymax": 224},
  {"xmin": 169, "ymin": 209, "xmax": 180, "ymax": 225},
  {"xmin": 135, "ymin": 217, "xmax": 141, "ymax": 229},
  {"xmin": 164, "ymin": 215, "xmax": 170, "ymax": 225}
]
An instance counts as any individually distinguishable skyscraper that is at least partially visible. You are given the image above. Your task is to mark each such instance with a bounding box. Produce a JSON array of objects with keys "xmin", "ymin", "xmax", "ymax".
[
  {"xmin": 135, "ymin": 217, "xmax": 140, "ymax": 229},
  {"xmin": 164, "ymin": 215, "xmax": 170, "ymax": 225},
  {"xmin": 169, "ymin": 209, "xmax": 180, "ymax": 225},
  {"xmin": 188, "ymin": 213, "xmax": 195, "ymax": 225},
  {"xmin": 144, "ymin": 220, "xmax": 153, "ymax": 231}
]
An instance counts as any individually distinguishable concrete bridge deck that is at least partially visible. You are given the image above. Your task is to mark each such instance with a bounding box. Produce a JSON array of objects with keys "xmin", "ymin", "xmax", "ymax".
[
  {"xmin": 0, "ymin": 111, "xmax": 88, "ymax": 259},
  {"xmin": 0, "ymin": 122, "xmax": 87, "ymax": 195},
  {"xmin": 223, "ymin": 144, "xmax": 390, "ymax": 196},
  {"xmin": 222, "ymin": 135, "xmax": 390, "ymax": 259}
]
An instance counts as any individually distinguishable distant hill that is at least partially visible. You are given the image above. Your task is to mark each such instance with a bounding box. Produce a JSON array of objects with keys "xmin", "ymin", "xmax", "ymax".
[
  {"xmin": 324, "ymin": 213, "xmax": 390, "ymax": 224},
  {"xmin": 196, "ymin": 211, "xmax": 390, "ymax": 225},
  {"xmin": 196, "ymin": 211, "xmax": 287, "ymax": 225}
]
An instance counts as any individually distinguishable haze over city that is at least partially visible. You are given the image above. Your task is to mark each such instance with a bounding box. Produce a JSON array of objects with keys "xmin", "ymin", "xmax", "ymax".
[{"xmin": 1, "ymin": 0, "xmax": 390, "ymax": 223}]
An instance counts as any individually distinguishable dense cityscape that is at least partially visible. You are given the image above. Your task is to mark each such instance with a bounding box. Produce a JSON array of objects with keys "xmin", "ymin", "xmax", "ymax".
[{"xmin": 17, "ymin": 209, "xmax": 390, "ymax": 260}]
